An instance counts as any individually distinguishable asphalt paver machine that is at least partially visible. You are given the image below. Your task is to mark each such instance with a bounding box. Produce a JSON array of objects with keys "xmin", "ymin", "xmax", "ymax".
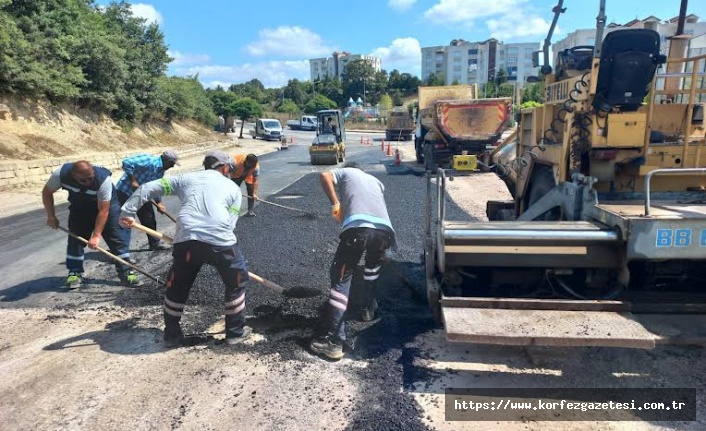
[{"xmin": 425, "ymin": 0, "xmax": 706, "ymax": 348}]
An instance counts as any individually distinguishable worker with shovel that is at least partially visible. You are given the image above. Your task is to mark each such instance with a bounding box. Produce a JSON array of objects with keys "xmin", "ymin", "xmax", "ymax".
[
  {"xmin": 115, "ymin": 150, "xmax": 179, "ymax": 251},
  {"xmin": 42, "ymin": 161, "xmax": 143, "ymax": 289},
  {"xmin": 310, "ymin": 162, "xmax": 397, "ymax": 360},
  {"xmin": 229, "ymin": 153, "xmax": 259, "ymax": 217},
  {"xmin": 119, "ymin": 150, "xmax": 252, "ymax": 348}
]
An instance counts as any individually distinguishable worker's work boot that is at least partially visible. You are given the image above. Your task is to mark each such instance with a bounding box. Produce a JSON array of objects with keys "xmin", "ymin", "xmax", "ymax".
[
  {"xmin": 65, "ymin": 271, "xmax": 82, "ymax": 290},
  {"xmin": 163, "ymin": 325, "xmax": 185, "ymax": 348},
  {"xmin": 310, "ymin": 335, "xmax": 344, "ymax": 360},
  {"xmin": 149, "ymin": 242, "xmax": 171, "ymax": 251},
  {"xmin": 121, "ymin": 270, "xmax": 144, "ymax": 287},
  {"xmin": 361, "ymin": 298, "xmax": 378, "ymax": 322},
  {"xmin": 225, "ymin": 326, "xmax": 253, "ymax": 345}
]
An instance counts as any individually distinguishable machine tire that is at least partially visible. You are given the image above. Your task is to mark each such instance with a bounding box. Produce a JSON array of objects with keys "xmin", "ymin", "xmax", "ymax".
[
  {"xmin": 424, "ymin": 144, "xmax": 435, "ymax": 173},
  {"xmin": 310, "ymin": 155, "xmax": 318, "ymax": 165},
  {"xmin": 415, "ymin": 138, "xmax": 424, "ymax": 164},
  {"xmin": 526, "ymin": 167, "xmax": 562, "ymax": 221}
]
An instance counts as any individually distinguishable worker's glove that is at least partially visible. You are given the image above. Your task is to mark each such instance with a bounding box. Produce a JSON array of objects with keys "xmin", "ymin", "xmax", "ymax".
[{"xmin": 331, "ymin": 203, "xmax": 343, "ymax": 223}]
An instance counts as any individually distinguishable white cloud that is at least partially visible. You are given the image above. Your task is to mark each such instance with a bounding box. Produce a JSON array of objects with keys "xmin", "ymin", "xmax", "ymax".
[
  {"xmin": 370, "ymin": 38, "xmax": 421, "ymax": 75},
  {"xmin": 424, "ymin": 0, "xmax": 523, "ymax": 23},
  {"xmin": 168, "ymin": 50, "xmax": 210, "ymax": 67},
  {"xmin": 487, "ymin": 10, "xmax": 555, "ymax": 39},
  {"xmin": 130, "ymin": 3, "xmax": 163, "ymax": 25},
  {"xmin": 389, "ymin": 0, "xmax": 417, "ymax": 12},
  {"xmin": 424, "ymin": 0, "xmax": 554, "ymax": 40},
  {"xmin": 245, "ymin": 26, "xmax": 336, "ymax": 58},
  {"xmin": 177, "ymin": 60, "xmax": 311, "ymax": 88}
]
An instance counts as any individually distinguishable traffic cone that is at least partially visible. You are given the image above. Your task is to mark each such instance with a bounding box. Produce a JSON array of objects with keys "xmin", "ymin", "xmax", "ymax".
[
  {"xmin": 360, "ymin": 136, "xmax": 363, "ymax": 144},
  {"xmin": 290, "ymin": 136, "xmax": 294, "ymax": 143},
  {"xmin": 386, "ymin": 141, "xmax": 392, "ymax": 156},
  {"xmin": 394, "ymin": 148, "xmax": 401, "ymax": 166},
  {"xmin": 381, "ymin": 139, "xmax": 384, "ymax": 151},
  {"xmin": 367, "ymin": 138, "xmax": 370, "ymax": 146}
]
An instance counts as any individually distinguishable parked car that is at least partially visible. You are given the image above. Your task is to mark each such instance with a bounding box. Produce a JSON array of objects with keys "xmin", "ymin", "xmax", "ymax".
[{"xmin": 250, "ymin": 119, "xmax": 283, "ymax": 141}]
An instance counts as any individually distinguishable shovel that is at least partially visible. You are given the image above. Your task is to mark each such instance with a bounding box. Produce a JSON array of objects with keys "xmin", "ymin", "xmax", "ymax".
[
  {"xmin": 246, "ymin": 195, "xmax": 318, "ymax": 219},
  {"xmin": 149, "ymin": 200, "xmax": 177, "ymax": 223},
  {"xmin": 56, "ymin": 225, "xmax": 165, "ymax": 286},
  {"xmin": 130, "ymin": 222, "xmax": 319, "ymax": 298}
]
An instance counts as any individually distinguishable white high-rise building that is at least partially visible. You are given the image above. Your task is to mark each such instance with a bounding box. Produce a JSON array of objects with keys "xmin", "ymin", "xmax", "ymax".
[
  {"xmin": 309, "ymin": 52, "xmax": 381, "ymax": 80},
  {"xmin": 421, "ymin": 38, "xmax": 540, "ymax": 88}
]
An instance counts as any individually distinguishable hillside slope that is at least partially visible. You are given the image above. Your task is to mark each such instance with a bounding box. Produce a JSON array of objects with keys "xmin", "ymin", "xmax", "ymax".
[{"xmin": 0, "ymin": 96, "xmax": 222, "ymax": 161}]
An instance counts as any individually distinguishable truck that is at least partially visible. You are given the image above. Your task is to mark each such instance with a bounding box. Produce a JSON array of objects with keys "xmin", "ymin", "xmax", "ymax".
[
  {"xmin": 385, "ymin": 109, "xmax": 414, "ymax": 141},
  {"xmin": 424, "ymin": 0, "xmax": 706, "ymax": 349},
  {"xmin": 287, "ymin": 115, "xmax": 318, "ymax": 131},
  {"xmin": 309, "ymin": 110, "xmax": 346, "ymax": 165},
  {"xmin": 414, "ymin": 84, "xmax": 511, "ymax": 172}
]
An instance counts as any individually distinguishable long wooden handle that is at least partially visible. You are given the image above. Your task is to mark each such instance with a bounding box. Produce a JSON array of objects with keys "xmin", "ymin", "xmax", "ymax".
[
  {"xmin": 248, "ymin": 272, "xmax": 285, "ymax": 294},
  {"xmin": 132, "ymin": 222, "xmax": 174, "ymax": 244},
  {"xmin": 56, "ymin": 225, "xmax": 163, "ymax": 285},
  {"xmin": 150, "ymin": 200, "xmax": 177, "ymax": 223}
]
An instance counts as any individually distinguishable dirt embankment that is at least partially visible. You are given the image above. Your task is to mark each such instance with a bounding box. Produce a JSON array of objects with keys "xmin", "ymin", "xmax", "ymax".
[{"xmin": 0, "ymin": 96, "xmax": 220, "ymax": 161}]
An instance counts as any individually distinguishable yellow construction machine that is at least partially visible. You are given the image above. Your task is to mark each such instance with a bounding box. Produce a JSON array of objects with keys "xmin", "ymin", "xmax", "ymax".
[{"xmin": 425, "ymin": 0, "xmax": 706, "ymax": 348}]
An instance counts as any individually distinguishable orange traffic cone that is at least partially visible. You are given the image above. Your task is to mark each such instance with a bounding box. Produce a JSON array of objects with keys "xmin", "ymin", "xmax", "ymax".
[
  {"xmin": 386, "ymin": 141, "xmax": 392, "ymax": 156},
  {"xmin": 290, "ymin": 136, "xmax": 294, "ymax": 143},
  {"xmin": 360, "ymin": 136, "xmax": 364, "ymax": 144},
  {"xmin": 394, "ymin": 148, "xmax": 401, "ymax": 166},
  {"xmin": 381, "ymin": 139, "xmax": 384, "ymax": 151}
]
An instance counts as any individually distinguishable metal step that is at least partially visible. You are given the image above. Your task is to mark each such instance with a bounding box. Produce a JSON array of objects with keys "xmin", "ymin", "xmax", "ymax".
[{"xmin": 442, "ymin": 298, "xmax": 706, "ymax": 348}]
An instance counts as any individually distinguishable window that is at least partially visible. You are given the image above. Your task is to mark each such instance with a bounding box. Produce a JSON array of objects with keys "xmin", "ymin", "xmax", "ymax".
[
  {"xmin": 468, "ymin": 59, "xmax": 477, "ymax": 65},
  {"xmin": 508, "ymin": 57, "xmax": 517, "ymax": 64},
  {"xmin": 508, "ymin": 47, "xmax": 518, "ymax": 54},
  {"xmin": 453, "ymin": 51, "xmax": 462, "ymax": 59},
  {"xmin": 468, "ymin": 49, "xmax": 478, "ymax": 55}
]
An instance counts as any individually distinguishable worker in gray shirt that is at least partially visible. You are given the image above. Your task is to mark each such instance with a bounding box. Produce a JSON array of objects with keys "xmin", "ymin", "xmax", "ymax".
[
  {"xmin": 42, "ymin": 160, "xmax": 142, "ymax": 289},
  {"xmin": 119, "ymin": 150, "xmax": 252, "ymax": 348},
  {"xmin": 310, "ymin": 162, "xmax": 396, "ymax": 360}
]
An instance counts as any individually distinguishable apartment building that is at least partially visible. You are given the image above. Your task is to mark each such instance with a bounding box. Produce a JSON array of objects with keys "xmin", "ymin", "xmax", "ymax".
[
  {"xmin": 553, "ymin": 14, "xmax": 706, "ymax": 67},
  {"xmin": 309, "ymin": 52, "xmax": 382, "ymax": 80},
  {"xmin": 421, "ymin": 38, "xmax": 540, "ymax": 88}
]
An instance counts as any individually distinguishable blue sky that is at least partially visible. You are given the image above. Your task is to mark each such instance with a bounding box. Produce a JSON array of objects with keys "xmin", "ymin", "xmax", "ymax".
[{"xmin": 99, "ymin": 1, "xmax": 706, "ymax": 88}]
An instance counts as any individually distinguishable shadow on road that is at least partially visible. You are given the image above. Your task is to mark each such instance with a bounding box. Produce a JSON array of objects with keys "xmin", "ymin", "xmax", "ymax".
[
  {"xmin": 0, "ymin": 276, "xmax": 66, "ymax": 302},
  {"xmin": 41, "ymin": 317, "xmax": 195, "ymax": 355}
]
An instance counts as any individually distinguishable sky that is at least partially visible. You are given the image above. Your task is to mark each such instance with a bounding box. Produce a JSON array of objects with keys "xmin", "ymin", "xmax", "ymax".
[{"xmin": 97, "ymin": 0, "xmax": 706, "ymax": 89}]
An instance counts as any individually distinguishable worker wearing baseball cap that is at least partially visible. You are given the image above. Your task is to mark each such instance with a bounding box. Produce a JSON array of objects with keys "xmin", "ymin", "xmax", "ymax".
[
  {"xmin": 120, "ymin": 150, "xmax": 252, "ymax": 348},
  {"xmin": 116, "ymin": 150, "xmax": 180, "ymax": 251}
]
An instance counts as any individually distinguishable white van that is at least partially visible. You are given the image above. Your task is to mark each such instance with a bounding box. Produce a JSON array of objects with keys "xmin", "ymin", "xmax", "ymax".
[{"xmin": 250, "ymin": 118, "xmax": 283, "ymax": 141}]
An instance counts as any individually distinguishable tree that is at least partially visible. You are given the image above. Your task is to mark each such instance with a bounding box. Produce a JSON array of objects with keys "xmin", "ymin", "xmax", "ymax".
[
  {"xmin": 277, "ymin": 98, "xmax": 299, "ymax": 117},
  {"xmin": 303, "ymin": 94, "xmax": 336, "ymax": 114},
  {"xmin": 425, "ymin": 73, "xmax": 444, "ymax": 86},
  {"xmin": 341, "ymin": 59, "xmax": 376, "ymax": 106},
  {"xmin": 379, "ymin": 94, "xmax": 393, "ymax": 111},
  {"xmin": 231, "ymin": 98, "xmax": 263, "ymax": 138}
]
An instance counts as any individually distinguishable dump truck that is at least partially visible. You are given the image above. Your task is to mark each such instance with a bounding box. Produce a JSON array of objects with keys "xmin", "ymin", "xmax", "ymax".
[
  {"xmin": 415, "ymin": 84, "xmax": 511, "ymax": 172},
  {"xmin": 385, "ymin": 109, "xmax": 414, "ymax": 141},
  {"xmin": 309, "ymin": 109, "xmax": 346, "ymax": 165},
  {"xmin": 425, "ymin": 0, "xmax": 706, "ymax": 349}
]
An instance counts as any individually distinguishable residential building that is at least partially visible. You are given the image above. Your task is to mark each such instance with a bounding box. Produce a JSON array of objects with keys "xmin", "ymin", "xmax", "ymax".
[
  {"xmin": 421, "ymin": 38, "xmax": 540, "ymax": 88},
  {"xmin": 553, "ymin": 14, "xmax": 706, "ymax": 68},
  {"xmin": 309, "ymin": 52, "xmax": 381, "ymax": 80}
]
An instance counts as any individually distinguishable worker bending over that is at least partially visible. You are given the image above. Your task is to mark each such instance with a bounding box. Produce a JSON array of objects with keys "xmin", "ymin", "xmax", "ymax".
[
  {"xmin": 115, "ymin": 150, "xmax": 179, "ymax": 251},
  {"xmin": 42, "ymin": 161, "xmax": 143, "ymax": 289},
  {"xmin": 119, "ymin": 150, "xmax": 251, "ymax": 347},
  {"xmin": 310, "ymin": 162, "xmax": 396, "ymax": 360},
  {"xmin": 229, "ymin": 153, "xmax": 259, "ymax": 217}
]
